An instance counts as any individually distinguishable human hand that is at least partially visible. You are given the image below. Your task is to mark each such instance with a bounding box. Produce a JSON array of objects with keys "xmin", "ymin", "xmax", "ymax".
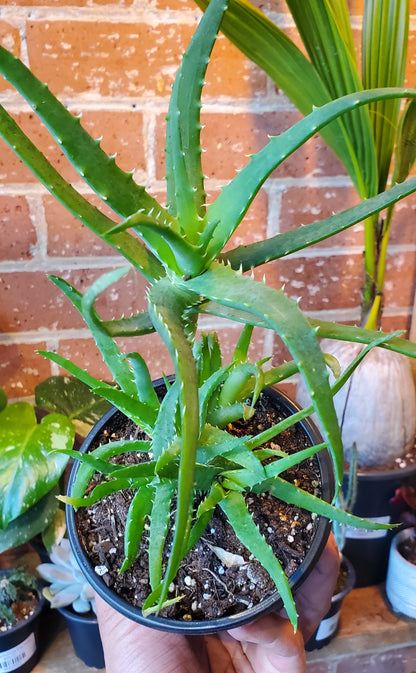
[{"xmin": 95, "ymin": 533, "xmax": 340, "ymax": 673}]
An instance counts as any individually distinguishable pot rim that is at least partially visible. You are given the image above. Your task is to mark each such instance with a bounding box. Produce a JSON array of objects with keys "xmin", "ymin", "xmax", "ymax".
[
  {"xmin": 0, "ymin": 571, "xmax": 45, "ymax": 638},
  {"xmin": 333, "ymin": 554, "xmax": 356, "ymax": 602},
  {"xmin": 67, "ymin": 385, "xmax": 334, "ymax": 635},
  {"xmin": 391, "ymin": 527, "xmax": 416, "ymax": 565},
  {"xmin": 353, "ymin": 462, "xmax": 416, "ymax": 482}
]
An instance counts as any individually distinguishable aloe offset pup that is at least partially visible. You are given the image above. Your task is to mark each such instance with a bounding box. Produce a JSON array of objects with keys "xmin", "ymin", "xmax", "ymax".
[{"xmin": 3, "ymin": 0, "xmax": 416, "ymax": 629}]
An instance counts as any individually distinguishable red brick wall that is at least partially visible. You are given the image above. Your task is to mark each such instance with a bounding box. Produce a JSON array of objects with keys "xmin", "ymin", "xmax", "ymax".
[{"xmin": 1, "ymin": 0, "xmax": 416, "ymax": 398}]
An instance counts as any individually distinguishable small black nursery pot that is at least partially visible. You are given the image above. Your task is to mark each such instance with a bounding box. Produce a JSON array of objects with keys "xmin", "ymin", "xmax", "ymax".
[
  {"xmin": 66, "ymin": 387, "xmax": 335, "ymax": 635},
  {"xmin": 57, "ymin": 607, "xmax": 104, "ymax": 669},
  {"xmin": 305, "ymin": 554, "xmax": 356, "ymax": 651},
  {"xmin": 0, "ymin": 572, "xmax": 46, "ymax": 673}
]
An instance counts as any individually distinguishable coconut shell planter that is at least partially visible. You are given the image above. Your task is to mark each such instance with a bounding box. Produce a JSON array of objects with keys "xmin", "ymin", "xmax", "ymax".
[{"xmin": 67, "ymin": 387, "xmax": 334, "ymax": 635}]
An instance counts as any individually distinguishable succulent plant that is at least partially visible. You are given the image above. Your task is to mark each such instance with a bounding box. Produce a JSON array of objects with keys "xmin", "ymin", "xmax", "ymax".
[
  {"xmin": 2, "ymin": 0, "xmax": 416, "ymax": 628},
  {"xmin": 0, "ymin": 569, "xmax": 39, "ymax": 629},
  {"xmin": 37, "ymin": 539, "xmax": 95, "ymax": 614}
]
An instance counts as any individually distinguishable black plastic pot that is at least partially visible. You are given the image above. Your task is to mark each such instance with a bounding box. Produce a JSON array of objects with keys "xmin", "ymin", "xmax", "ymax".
[
  {"xmin": 57, "ymin": 607, "xmax": 104, "ymax": 669},
  {"xmin": 342, "ymin": 463, "xmax": 416, "ymax": 587},
  {"xmin": 67, "ymin": 386, "xmax": 335, "ymax": 635},
  {"xmin": 0, "ymin": 573, "xmax": 46, "ymax": 673},
  {"xmin": 305, "ymin": 554, "xmax": 355, "ymax": 651}
]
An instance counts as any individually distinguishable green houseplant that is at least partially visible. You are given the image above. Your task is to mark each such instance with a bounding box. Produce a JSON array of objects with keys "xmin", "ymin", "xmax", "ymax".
[
  {"xmin": 0, "ymin": 377, "xmax": 110, "ymax": 556},
  {"xmin": 2, "ymin": 0, "xmax": 416, "ymax": 631},
  {"xmin": 0, "ymin": 386, "xmax": 74, "ymax": 556}
]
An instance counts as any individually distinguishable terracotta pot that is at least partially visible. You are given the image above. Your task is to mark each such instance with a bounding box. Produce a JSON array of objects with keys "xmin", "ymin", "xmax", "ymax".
[{"xmin": 66, "ymin": 386, "xmax": 335, "ymax": 634}]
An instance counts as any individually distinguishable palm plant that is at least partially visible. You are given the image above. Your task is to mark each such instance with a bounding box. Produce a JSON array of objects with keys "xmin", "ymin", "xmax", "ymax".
[{"xmin": 2, "ymin": 0, "xmax": 416, "ymax": 627}]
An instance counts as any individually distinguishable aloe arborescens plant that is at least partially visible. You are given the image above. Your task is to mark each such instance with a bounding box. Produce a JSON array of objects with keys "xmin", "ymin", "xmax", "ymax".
[{"xmin": 2, "ymin": 0, "xmax": 416, "ymax": 628}]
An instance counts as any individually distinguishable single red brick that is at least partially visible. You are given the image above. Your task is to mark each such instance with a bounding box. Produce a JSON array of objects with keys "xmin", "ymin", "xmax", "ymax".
[
  {"xmin": 0, "ymin": 23, "xmax": 21, "ymax": 92},
  {"xmin": 267, "ymin": 252, "xmax": 364, "ymax": 311},
  {"xmin": 204, "ymin": 34, "xmax": 267, "ymax": 99},
  {"xmin": 383, "ymin": 250, "xmax": 416, "ymax": 310},
  {"xmin": 0, "ymin": 342, "xmax": 51, "ymax": 398},
  {"xmin": 79, "ymin": 109, "xmax": 146, "ymax": 177},
  {"xmin": 0, "ymin": 197, "xmax": 37, "ymax": 261},
  {"xmin": 388, "ymin": 191, "xmax": 416, "ymax": 245},
  {"xmin": 280, "ymin": 185, "xmax": 363, "ymax": 248}
]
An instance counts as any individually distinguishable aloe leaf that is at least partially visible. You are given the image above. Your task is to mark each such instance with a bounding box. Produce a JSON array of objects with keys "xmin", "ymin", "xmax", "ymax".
[
  {"xmin": 393, "ymin": 99, "xmax": 416, "ymax": 185},
  {"xmin": 148, "ymin": 280, "xmax": 201, "ymax": 606},
  {"xmin": 35, "ymin": 376, "xmax": 111, "ymax": 432},
  {"xmin": 264, "ymin": 477, "xmax": 392, "ymax": 532},
  {"xmin": 0, "ymin": 488, "xmax": 59, "ymax": 554},
  {"xmin": 362, "ymin": 0, "xmax": 409, "ymax": 192},
  {"xmin": 220, "ymin": 490, "xmax": 298, "ymax": 628},
  {"xmin": 120, "ymin": 484, "xmax": 155, "ymax": 573},
  {"xmin": 287, "ymin": 0, "xmax": 377, "ymax": 198},
  {"xmin": 311, "ymin": 320, "xmax": 416, "ymax": 358},
  {"xmin": 151, "ymin": 383, "xmax": 179, "ymax": 462},
  {"xmin": 148, "ymin": 480, "xmax": 176, "ymax": 590},
  {"xmin": 80, "ymin": 268, "xmax": 138, "ymax": 395},
  {"xmin": 0, "ymin": 404, "xmax": 74, "ymax": 528},
  {"xmin": 166, "ymin": 0, "xmax": 227, "ymax": 233},
  {"xmin": 0, "ymin": 46, "xmax": 173, "ymax": 227},
  {"xmin": 221, "ymin": 173, "xmax": 416, "ymax": 271},
  {"xmin": 198, "ymin": 365, "xmax": 231, "ymax": 429},
  {"xmin": 232, "ymin": 325, "xmax": 254, "ymax": 364},
  {"xmin": 194, "ymin": 332, "xmax": 223, "ymax": 385},
  {"xmin": 221, "ymin": 443, "xmax": 327, "ymax": 491},
  {"xmin": 92, "ymin": 387, "xmax": 158, "ymax": 434},
  {"xmin": 181, "ymin": 263, "xmax": 343, "ymax": 487},
  {"xmin": 114, "ymin": 217, "xmax": 205, "ymax": 277},
  {"xmin": 62, "ymin": 478, "xmax": 135, "ymax": 508},
  {"xmin": 193, "ymin": 0, "xmax": 363, "ymax": 194},
  {"xmin": 123, "ymin": 353, "xmax": 160, "ymax": 410},
  {"xmin": 187, "ymin": 481, "xmax": 226, "ymax": 551},
  {"xmin": 71, "ymin": 439, "xmax": 151, "ymax": 500},
  {"xmin": 205, "ymin": 88, "xmax": 416, "ymax": 263},
  {"xmin": 0, "ymin": 105, "xmax": 163, "ymax": 283},
  {"xmin": 102, "ymin": 312, "xmax": 155, "ymax": 338},
  {"xmin": 218, "ymin": 362, "xmax": 263, "ymax": 414}
]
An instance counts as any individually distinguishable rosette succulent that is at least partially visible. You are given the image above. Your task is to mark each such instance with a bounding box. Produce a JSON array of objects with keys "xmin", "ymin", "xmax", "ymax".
[{"xmin": 37, "ymin": 539, "xmax": 95, "ymax": 614}]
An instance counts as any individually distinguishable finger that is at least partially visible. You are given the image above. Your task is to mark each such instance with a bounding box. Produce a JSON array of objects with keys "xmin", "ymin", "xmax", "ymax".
[{"xmin": 224, "ymin": 613, "xmax": 306, "ymax": 673}]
